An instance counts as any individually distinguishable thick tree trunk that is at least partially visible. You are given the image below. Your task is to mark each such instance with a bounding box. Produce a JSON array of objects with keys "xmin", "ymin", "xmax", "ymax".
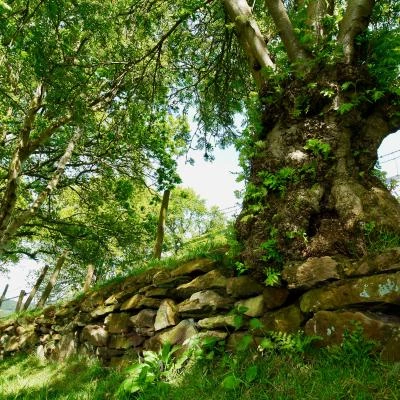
[{"xmin": 236, "ymin": 65, "xmax": 400, "ymax": 274}]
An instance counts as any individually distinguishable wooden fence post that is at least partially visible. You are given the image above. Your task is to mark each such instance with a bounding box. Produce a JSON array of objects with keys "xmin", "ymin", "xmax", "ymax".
[
  {"xmin": 83, "ymin": 264, "xmax": 95, "ymax": 292},
  {"xmin": 154, "ymin": 189, "xmax": 170, "ymax": 259},
  {"xmin": 23, "ymin": 265, "xmax": 49, "ymax": 311},
  {"xmin": 0, "ymin": 284, "xmax": 9, "ymax": 308},
  {"xmin": 36, "ymin": 250, "xmax": 68, "ymax": 309},
  {"xmin": 15, "ymin": 290, "xmax": 26, "ymax": 313}
]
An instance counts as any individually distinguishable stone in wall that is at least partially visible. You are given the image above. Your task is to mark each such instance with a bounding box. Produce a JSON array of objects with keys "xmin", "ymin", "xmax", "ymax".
[
  {"xmin": 170, "ymin": 258, "xmax": 216, "ymax": 277},
  {"xmin": 300, "ymin": 272, "xmax": 400, "ymax": 312},
  {"xmin": 282, "ymin": 256, "xmax": 340, "ymax": 290},
  {"xmin": 235, "ymin": 295, "xmax": 264, "ymax": 317},
  {"xmin": 104, "ymin": 313, "xmax": 131, "ymax": 334},
  {"xmin": 175, "ymin": 270, "xmax": 228, "ymax": 298},
  {"xmin": 259, "ymin": 305, "xmax": 304, "ymax": 334},
  {"xmin": 130, "ymin": 309, "xmax": 156, "ymax": 332},
  {"xmin": 197, "ymin": 315, "xmax": 237, "ymax": 329},
  {"xmin": 304, "ymin": 310, "xmax": 400, "ymax": 351},
  {"xmin": 109, "ymin": 333, "xmax": 145, "ymax": 349},
  {"xmin": 345, "ymin": 247, "xmax": 400, "ymax": 277},
  {"xmin": 177, "ymin": 290, "xmax": 233, "ymax": 317},
  {"xmin": 120, "ymin": 294, "xmax": 161, "ymax": 311},
  {"xmin": 226, "ymin": 276, "xmax": 264, "ymax": 298},
  {"xmin": 81, "ymin": 325, "xmax": 108, "ymax": 347},
  {"xmin": 263, "ymin": 287, "xmax": 289, "ymax": 310},
  {"xmin": 145, "ymin": 319, "xmax": 197, "ymax": 351},
  {"xmin": 154, "ymin": 299, "xmax": 179, "ymax": 331}
]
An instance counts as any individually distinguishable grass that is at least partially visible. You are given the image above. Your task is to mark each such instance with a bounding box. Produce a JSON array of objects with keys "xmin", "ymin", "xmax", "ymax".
[
  {"xmin": 1, "ymin": 346, "xmax": 399, "ymax": 400},
  {"xmin": 84, "ymin": 232, "xmax": 229, "ymax": 295}
]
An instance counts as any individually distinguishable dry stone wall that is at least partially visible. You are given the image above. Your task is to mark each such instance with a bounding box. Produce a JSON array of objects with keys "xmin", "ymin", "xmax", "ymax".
[{"xmin": 1, "ymin": 249, "xmax": 399, "ymax": 365}]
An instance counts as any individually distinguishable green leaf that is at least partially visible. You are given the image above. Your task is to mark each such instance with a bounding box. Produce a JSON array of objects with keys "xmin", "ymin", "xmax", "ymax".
[
  {"xmin": 259, "ymin": 338, "xmax": 275, "ymax": 350},
  {"xmin": 221, "ymin": 374, "xmax": 240, "ymax": 390},
  {"xmin": 245, "ymin": 365, "xmax": 258, "ymax": 383},
  {"xmin": 237, "ymin": 334, "xmax": 252, "ymax": 352},
  {"xmin": 249, "ymin": 318, "xmax": 263, "ymax": 330},
  {"xmin": 337, "ymin": 102, "xmax": 354, "ymax": 114}
]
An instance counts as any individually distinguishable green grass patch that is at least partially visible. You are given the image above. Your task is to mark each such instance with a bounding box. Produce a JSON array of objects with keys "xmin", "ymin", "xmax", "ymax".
[
  {"xmin": 0, "ymin": 353, "xmax": 125, "ymax": 400},
  {"xmin": 1, "ymin": 347, "xmax": 399, "ymax": 400}
]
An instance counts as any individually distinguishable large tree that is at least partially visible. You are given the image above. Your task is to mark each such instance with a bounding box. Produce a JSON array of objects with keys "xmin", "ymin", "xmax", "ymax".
[
  {"xmin": 140, "ymin": 0, "xmax": 400, "ymax": 274},
  {"xmin": 223, "ymin": 0, "xmax": 400, "ymax": 274}
]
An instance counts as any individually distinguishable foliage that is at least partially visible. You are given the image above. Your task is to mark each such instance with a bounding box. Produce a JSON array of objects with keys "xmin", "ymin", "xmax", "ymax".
[
  {"xmin": 326, "ymin": 323, "xmax": 379, "ymax": 363},
  {"xmin": 362, "ymin": 220, "xmax": 400, "ymax": 254},
  {"xmin": 303, "ymin": 139, "xmax": 331, "ymax": 160},
  {"xmin": 118, "ymin": 343, "xmax": 188, "ymax": 396},
  {"xmin": 263, "ymin": 267, "xmax": 281, "ymax": 287},
  {"xmin": 258, "ymin": 167, "xmax": 297, "ymax": 197},
  {"xmin": 164, "ymin": 187, "xmax": 226, "ymax": 255}
]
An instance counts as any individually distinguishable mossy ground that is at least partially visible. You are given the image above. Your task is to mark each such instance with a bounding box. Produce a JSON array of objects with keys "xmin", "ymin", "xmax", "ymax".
[{"xmin": 1, "ymin": 348, "xmax": 398, "ymax": 400}]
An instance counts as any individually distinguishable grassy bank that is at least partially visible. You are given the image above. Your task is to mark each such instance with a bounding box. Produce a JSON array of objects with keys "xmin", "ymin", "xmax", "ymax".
[{"xmin": 1, "ymin": 345, "xmax": 399, "ymax": 400}]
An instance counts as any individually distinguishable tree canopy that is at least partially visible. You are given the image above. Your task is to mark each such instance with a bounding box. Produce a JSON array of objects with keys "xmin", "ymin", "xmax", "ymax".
[{"xmin": 0, "ymin": 0, "xmax": 399, "ymax": 278}]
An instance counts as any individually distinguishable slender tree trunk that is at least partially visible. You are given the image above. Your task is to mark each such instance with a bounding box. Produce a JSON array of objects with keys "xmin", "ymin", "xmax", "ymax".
[
  {"xmin": 36, "ymin": 250, "xmax": 68, "ymax": 309},
  {"xmin": 153, "ymin": 189, "xmax": 171, "ymax": 259},
  {"xmin": 0, "ymin": 128, "xmax": 81, "ymax": 252},
  {"xmin": 23, "ymin": 265, "xmax": 49, "ymax": 311},
  {"xmin": 83, "ymin": 264, "xmax": 95, "ymax": 292},
  {"xmin": 15, "ymin": 290, "xmax": 26, "ymax": 313},
  {"xmin": 0, "ymin": 284, "xmax": 9, "ymax": 308}
]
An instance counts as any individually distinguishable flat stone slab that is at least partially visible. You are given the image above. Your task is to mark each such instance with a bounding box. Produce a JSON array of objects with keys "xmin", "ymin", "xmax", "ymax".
[
  {"xmin": 282, "ymin": 256, "xmax": 340, "ymax": 290},
  {"xmin": 226, "ymin": 276, "xmax": 264, "ymax": 298},
  {"xmin": 300, "ymin": 272, "xmax": 400, "ymax": 312},
  {"xmin": 120, "ymin": 294, "xmax": 161, "ymax": 311},
  {"xmin": 178, "ymin": 290, "xmax": 233, "ymax": 317},
  {"xmin": 305, "ymin": 310, "xmax": 400, "ymax": 348},
  {"xmin": 175, "ymin": 270, "xmax": 228, "ymax": 298},
  {"xmin": 345, "ymin": 248, "xmax": 400, "ymax": 277},
  {"xmin": 170, "ymin": 258, "xmax": 216, "ymax": 277},
  {"xmin": 197, "ymin": 315, "xmax": 237, "ymax": 329}
]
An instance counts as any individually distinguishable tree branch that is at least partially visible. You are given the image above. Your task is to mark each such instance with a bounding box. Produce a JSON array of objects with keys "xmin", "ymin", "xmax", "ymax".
[
  {"xmin": 0, "ymin": 84, "xmax": 44, "ymax": 232},
  {"xmin": 264, "ymin": 0, "xmax": 309, "ymax": 65},
  {"xmin": 300, "ymin": 0, "xmax": 335, "ymax": 39},
  {"xmin": 223, "ymin": 0, "xmax": 275, "ymax": 89},
  {"xmin": 338, "ymin": 0, "xmax": 375, "ymax": 64},
  {"xmin": 0, "ymin": 129, "xmax": 83, "ymax": 251}
]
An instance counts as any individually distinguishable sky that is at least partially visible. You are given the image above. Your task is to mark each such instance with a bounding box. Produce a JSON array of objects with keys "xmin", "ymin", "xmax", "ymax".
[{"xmin": 1, "ymin": 131, "xmax": 400, "ymax": 300}]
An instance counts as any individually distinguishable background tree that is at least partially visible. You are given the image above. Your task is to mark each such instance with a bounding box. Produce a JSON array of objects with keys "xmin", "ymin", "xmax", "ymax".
[
  {"xmin": 164, "ymin": 187, "xmax": 226, "ymax": 254},
  {"xmin": 0, "ymin": 0, "xmax": 189, "ymax": 259}
]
